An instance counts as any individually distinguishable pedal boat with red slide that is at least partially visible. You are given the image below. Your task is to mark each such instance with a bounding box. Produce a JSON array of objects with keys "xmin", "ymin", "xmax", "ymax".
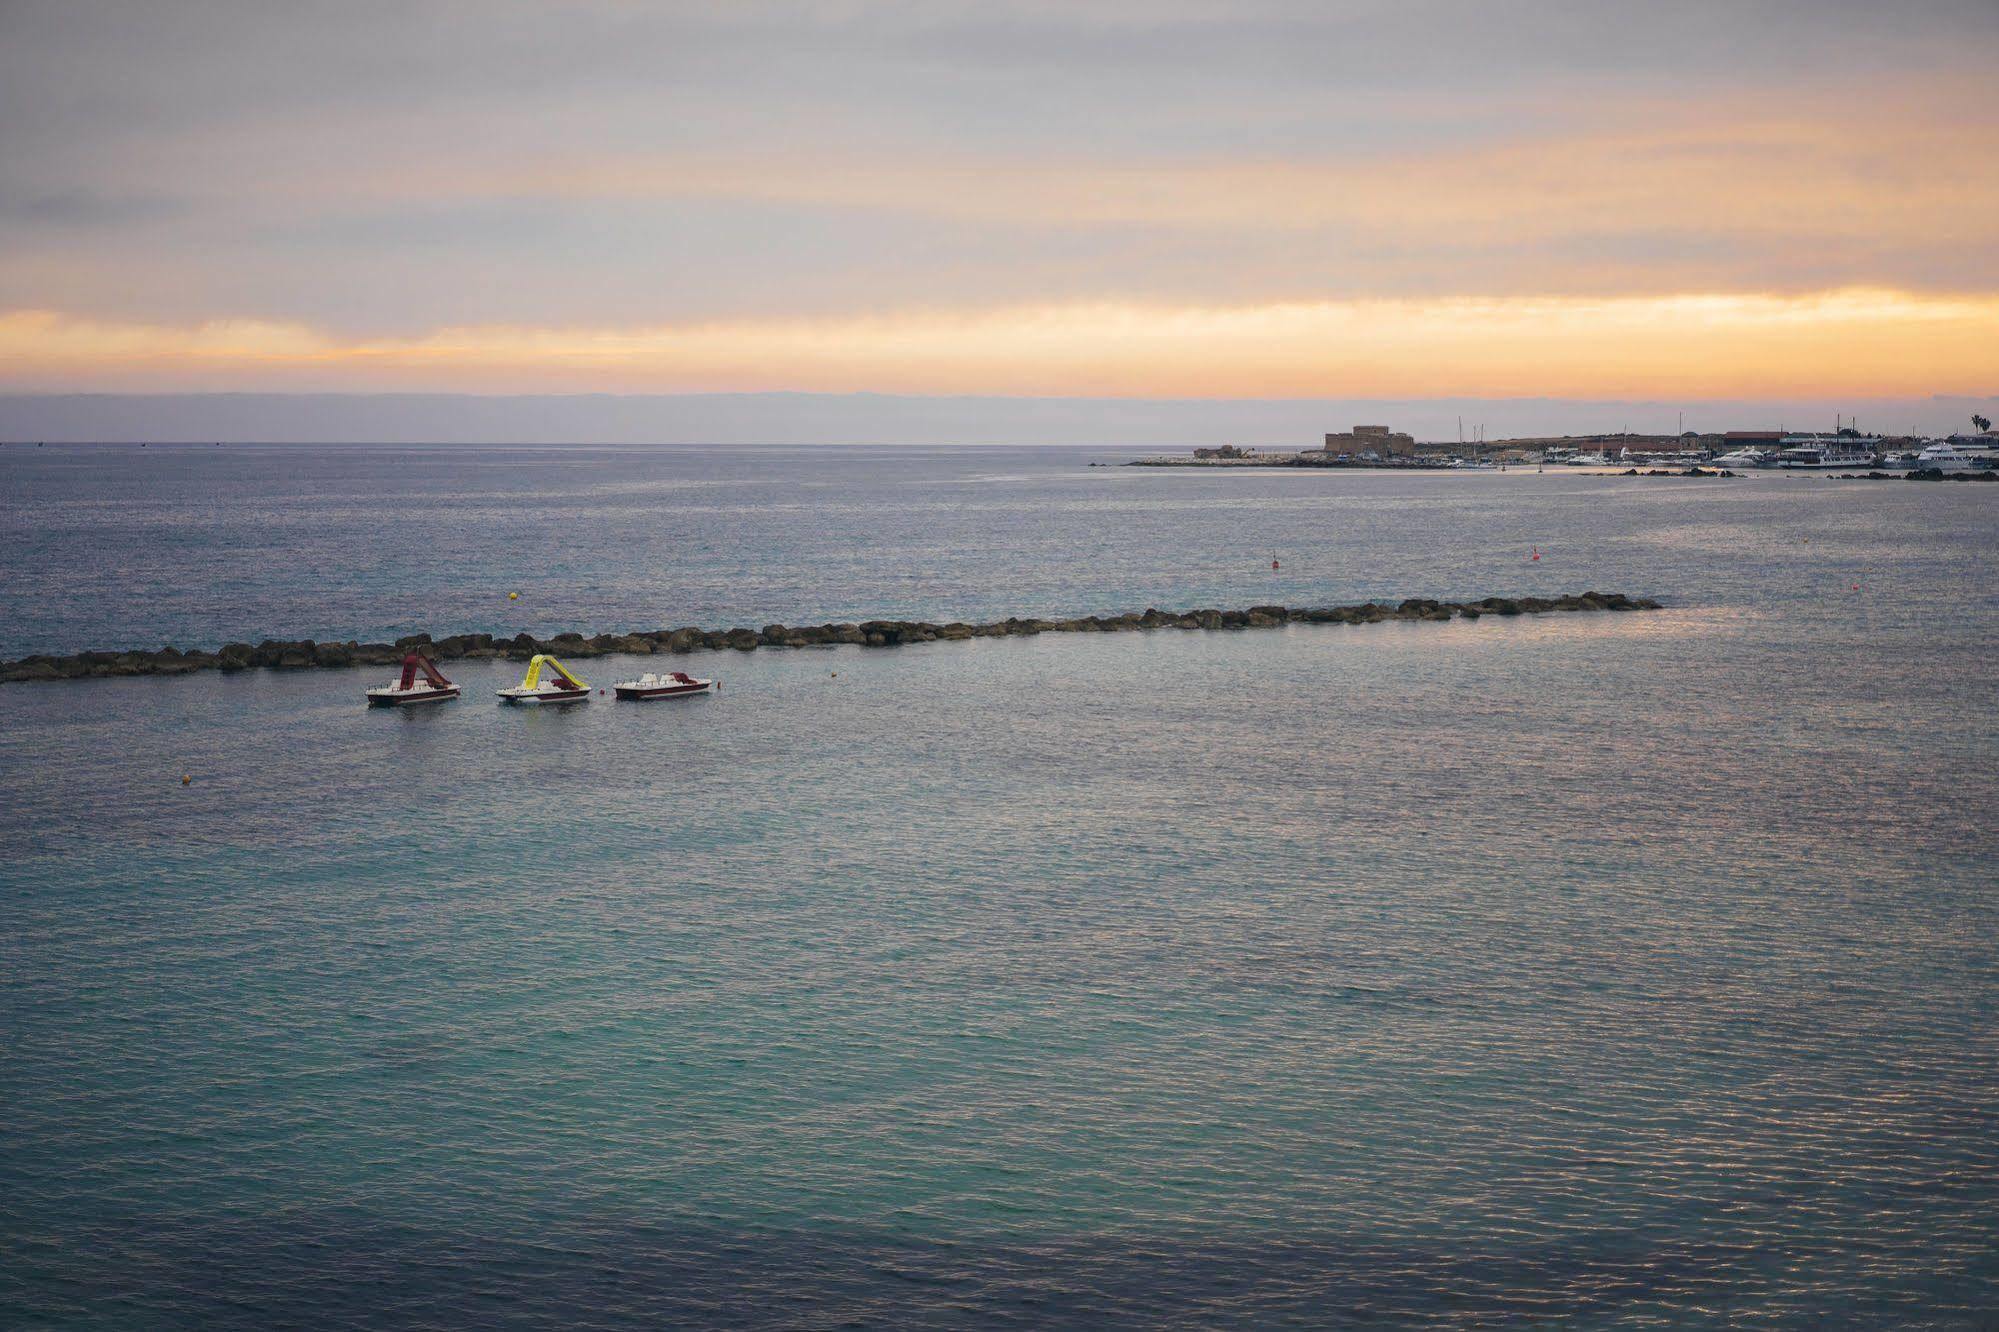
[
  {"xmin": 496, "ymin": 654, "xmax": 591, "ymax": 704},
  {"xmin": 365, "ymin": 651, "xmax": 460, "ymax": 706},
  {"xmin": 612, "ymin": 670, "xmax": 717, "ymax": 700}
]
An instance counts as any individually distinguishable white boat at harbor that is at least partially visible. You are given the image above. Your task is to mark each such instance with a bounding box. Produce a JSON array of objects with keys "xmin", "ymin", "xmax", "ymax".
[
  {"xmin": 1913, "ymin": 441, "xmax": 1997, "ymax": 471},
  {"xmin": 1772, "ymin": 436, "xmax": 1881, "ymax": 469},
  {"xmin": 1713, "ymin": 448, "xmax": 1771, "ymax": 469}
]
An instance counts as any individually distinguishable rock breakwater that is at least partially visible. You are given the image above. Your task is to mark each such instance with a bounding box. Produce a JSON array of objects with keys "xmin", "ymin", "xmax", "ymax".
[{"xmin": 1, "ymin": 592, "xmax": 1662, "ymax": 683}]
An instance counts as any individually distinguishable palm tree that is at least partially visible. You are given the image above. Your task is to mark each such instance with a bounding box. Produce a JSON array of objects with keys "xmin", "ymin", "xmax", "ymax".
[{"xmin": 1974, "ymin": 414, "xmax": 1992, "ymax": 433}]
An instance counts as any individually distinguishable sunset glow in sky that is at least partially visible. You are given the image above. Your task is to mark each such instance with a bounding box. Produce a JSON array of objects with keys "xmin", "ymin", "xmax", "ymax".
[{"xmin": 3, "ymin": 1, "xmax": 1995, "ymax": 402}]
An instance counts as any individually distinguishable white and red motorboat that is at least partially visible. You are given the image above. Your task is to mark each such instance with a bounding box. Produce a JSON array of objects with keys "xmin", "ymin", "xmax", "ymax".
[
  {"xmin": 612, "ymin": 670, "xmax": 717, "ymax": 700},
  {"xmin": 366, "ymin": 651, "xmax": 460, "ymax": 706},
  {"xmin": 496, "ymin": 654, "xmax": 592, "ymax": 704}
]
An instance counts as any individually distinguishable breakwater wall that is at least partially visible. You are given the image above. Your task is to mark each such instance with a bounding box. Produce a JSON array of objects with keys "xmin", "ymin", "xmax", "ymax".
[{"xmin": 0, "ymin": 592, "xmax": 1662, "ymax": 683}]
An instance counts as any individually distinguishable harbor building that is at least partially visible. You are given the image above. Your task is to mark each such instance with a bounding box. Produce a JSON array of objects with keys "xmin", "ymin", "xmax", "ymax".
[{"xmin": 1322, "ymin": 425, "xmax": 1416, "ymax": 457}]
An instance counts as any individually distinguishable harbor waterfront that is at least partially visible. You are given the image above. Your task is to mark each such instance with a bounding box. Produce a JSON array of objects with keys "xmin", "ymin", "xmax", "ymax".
[{"xmin": 2, "ymin": 443, "xmax": 1996, "ymax": 1327}]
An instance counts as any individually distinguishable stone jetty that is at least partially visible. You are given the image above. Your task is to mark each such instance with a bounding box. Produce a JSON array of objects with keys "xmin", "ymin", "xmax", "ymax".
[{"xmin": 0, "ymin": 592, "xmax": 1662, "ymax": 683}]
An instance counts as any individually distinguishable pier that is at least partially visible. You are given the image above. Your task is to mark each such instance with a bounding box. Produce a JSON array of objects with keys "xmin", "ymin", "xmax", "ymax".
[{"xmin": 1, "ymin": 593, "xmax": 1662, "ymax": 683}]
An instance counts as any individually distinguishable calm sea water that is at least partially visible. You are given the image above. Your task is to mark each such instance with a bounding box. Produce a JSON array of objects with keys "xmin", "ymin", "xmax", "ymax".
[{"xmin": 2, "ymin": 444, "xmax": 1995, "ymax": 1327}]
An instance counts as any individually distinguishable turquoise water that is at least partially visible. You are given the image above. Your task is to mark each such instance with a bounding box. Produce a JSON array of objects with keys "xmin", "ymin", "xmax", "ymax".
[{"xmin": 2, "ymin": 446, "xmax": 1996, "ymax": 1326}]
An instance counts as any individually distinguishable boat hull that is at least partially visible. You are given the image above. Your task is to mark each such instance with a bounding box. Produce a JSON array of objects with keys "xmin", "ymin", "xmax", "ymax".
[
  {"xmin": 366, "ymin": 687, "xmax": 460, "ymax": 707},
  {"xmin": 613, "ymin": 681, "xmax": 714, "ymax": 700},
  {"xmin": 496, "ymin": 687, "xmax": 591, "ymax": 704}
]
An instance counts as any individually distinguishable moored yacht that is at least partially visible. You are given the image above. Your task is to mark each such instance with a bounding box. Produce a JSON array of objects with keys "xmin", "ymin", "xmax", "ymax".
[
  {"xmin": 1712, "ymin": 448, "xmax": 1770, "ymax": 469},
  {"xmin": 612, "ymin": 670, "xmax": 717, "ymax": 700},
  {"xmin": 1913, "ymin": 441, "xmax": 1996, "ymax": 471},
  {"xmin": 497, "ymin": 654, "xmax": 591, "ymax": 703},
  {"xmin": 366, "ymin": 651, "xmax": 460, "ymax": 706},
  {"xmin": 1773, "ymin": 435, "xmax": 1881, "ymax": 469}
]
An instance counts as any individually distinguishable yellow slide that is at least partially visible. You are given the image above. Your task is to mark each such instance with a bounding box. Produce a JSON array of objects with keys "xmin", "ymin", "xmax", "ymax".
[{"xmin": 519, "ymin": 654, "xmax": 586, "ymax": 690}]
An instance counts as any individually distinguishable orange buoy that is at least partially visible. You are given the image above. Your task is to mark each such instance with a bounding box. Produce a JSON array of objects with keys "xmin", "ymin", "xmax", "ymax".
[{"xmin": 181, "ymin": 774, "xmax": 192, "ymax": 786}]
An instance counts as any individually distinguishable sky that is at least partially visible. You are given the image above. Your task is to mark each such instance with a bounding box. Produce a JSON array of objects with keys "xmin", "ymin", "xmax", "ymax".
[{"xmin": 2, "ymin": 0, "xmax": 1996, "ymax": 423}]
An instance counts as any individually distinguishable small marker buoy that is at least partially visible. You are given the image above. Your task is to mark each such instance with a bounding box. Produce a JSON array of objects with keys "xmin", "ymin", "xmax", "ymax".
[
  {"xmin": 508, "ymin": 591, "xmax": 519, "ymax": 600},
  {"xmin": 1851, "ymin": 583, "xmax": 1859, "ymax": 591},
  {"xmin": 1531, "ymin": 548, "xmax": 1540, "ymax": 561},
  {"xmin": 181, "ymin": 774, "xmax": 192, "ymax": 786}
]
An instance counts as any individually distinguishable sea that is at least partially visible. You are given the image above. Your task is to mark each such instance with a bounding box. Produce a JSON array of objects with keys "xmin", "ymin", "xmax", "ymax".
[{"xmin": 2, "ymin": 443, "xmax": 1995, "ymax": 1328}]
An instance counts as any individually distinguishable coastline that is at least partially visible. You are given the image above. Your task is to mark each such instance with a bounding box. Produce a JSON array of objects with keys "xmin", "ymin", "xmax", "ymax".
[{"xmin": 1, "ymin": 592, "xmax": 1661, "ymax": 684}]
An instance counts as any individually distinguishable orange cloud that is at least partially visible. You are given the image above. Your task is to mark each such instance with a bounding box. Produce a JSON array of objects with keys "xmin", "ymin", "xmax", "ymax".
[
  {"xmin": 3, "ymin": 288, "xmax": 1995, "ymax": 397},
  {"xmin": 483, "ymin": 96, "xmax": 1997, "ymax": 269}
]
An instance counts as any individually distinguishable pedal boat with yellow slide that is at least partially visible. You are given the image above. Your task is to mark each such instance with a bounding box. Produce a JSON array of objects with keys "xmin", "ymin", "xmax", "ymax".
[{"xmin": 496, "ymin": 654, "xmax": 592, "ymax": 704}]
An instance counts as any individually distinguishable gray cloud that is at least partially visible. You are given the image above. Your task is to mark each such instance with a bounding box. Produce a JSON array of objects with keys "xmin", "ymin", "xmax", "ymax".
[{"xmin": 0, "ymin": 0, "xmax": 1993, "ymax": 336}]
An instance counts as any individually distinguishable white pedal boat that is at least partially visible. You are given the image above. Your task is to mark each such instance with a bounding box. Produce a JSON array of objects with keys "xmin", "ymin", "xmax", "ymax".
[
  {"xmin": 496, "ymin": 653, "xmax": 592, "ymax": 704},
  {"xmin": 366, "ymin": 651, "xmax": 461, "ymax": 706},
  {"xmin": 613, "ymin": 670, "xmax": 717, "ymax": 700}
]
